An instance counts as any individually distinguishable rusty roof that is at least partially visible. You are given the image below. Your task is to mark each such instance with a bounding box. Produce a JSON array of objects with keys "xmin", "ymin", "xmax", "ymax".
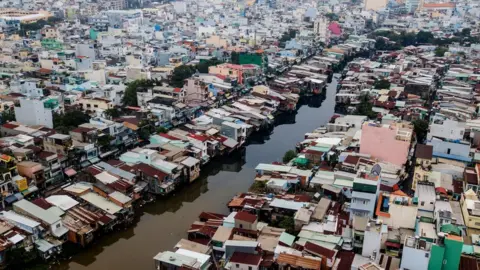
[{"xmin": 276, "ymin": 253, "xmax": 322, "ymax": 269}]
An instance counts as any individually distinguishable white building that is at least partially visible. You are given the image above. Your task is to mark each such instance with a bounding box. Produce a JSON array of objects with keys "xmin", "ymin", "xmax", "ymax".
[
  {"xmin": 314, "ymin": 16, "xmax": 330, "ymax": 44},
  {"xmin": 14, "ymin": 98, "xmax": 54, "ymax": 128},
  {"xmin": 401, "ymin": 236, "xmax": 431, "ymax": 270}
]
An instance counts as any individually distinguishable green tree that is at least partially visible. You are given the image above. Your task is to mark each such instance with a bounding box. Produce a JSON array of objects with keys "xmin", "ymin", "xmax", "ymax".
[
  {"xmin": 169, "ymin": 65, "xmax": 196, "ymax": 88},
  {"xmin": 412, "ymin": 119, "xmax": 429, "ymax": 143},
  {"xmin": 278, "ymin": 216, "xmax": 295, "ymax": 234},
  {"xmin": 231, "ymin": 51, "xmax": 240, "ymax": 64},
  {"xmin": 401, "ymin": 32, "xmax": 417, "ymax": 47},
  {"xmin": 53, "ymin": 111, "xmax": 90, "ymax": 132},
  {"xmin": 461, "ymin": 28, "xmax": 471, "ymax": 36},
  {"xmin": 374, "ymin": 79, "xmax": 391, "ymax": 89},
  {"xmin": 98, "ymin": 134, "xmax": 113, "ymax": 150},
  {"xmin": 156, "ymin": 126, "xmax": 168, "ymax": 133},
  {"xmin": 375, "ymin": 37, "xmax": 387, "ymax": 50},
  {"xmin": 356, "ymin": 93, "xmax": 377, "ymax": 119},
  {"xmin": 1, "ymin": 110, "xmax": 15, "ymax": 124},
  {"xmin": 196, "ymin": 58, "xmax": 222, "ymax": 73},
  {"xmin": 250, "ymin": 181, "xmax": 266, "ymax": 193},
  {"xmin": 104, "ymin": 108, "xmax": 121, "ymax": 119},
  {"xmin": 434, "ymin": 46, "xmax": 448, "ymax": 57},
  {"xmin": 283, "ymin": 150, "xmax": 297, "ymax": 163},
  {"xmin": 416, "ymin": 31, "xmax": 434, "ymax": 44},
  {"xmin": 325, "ymin": 13, "xmax": 339, "ymax": 21},
  {"xmin": 122, "ymin": 79, "xmax": 155, "ymax": 107}
]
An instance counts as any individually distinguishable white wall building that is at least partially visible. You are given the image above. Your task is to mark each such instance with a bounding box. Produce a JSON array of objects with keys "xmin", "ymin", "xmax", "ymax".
[
  {"xmin": 314, "ymin": 16, "xmax": 330, "ymax": 44},
  {"xmin": 14, "ymin": 98, "xmax": 53, "ymax": 128}
]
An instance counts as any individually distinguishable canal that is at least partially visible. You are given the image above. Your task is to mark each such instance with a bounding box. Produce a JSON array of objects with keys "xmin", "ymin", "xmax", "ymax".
[{"xmin": 58, "ymin": 77, "xmax": 339, "ymax": 270}]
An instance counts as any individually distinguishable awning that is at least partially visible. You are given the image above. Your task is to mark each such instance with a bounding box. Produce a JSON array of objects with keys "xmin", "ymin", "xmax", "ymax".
[
  {"xmin": 385, "ymin": 241, "xmax": 401, "ymax": 249},
  {"xmin": 64, "ymin": 168, "xmax": 77, "ymax": 177},
  {"xmin": 81, "ymin": 160, "xmax": 90, "ymax": 168},
  {"xmin": 89, "ymin": 157, "xmax": 101, "ymax": 164},
  {"xmin": 22, "ymin": 186, "xmax": 38, "ymax": 196},
  {"xmin": 4, "ymin": 194, "xmax": 17, "ymax": 204}
]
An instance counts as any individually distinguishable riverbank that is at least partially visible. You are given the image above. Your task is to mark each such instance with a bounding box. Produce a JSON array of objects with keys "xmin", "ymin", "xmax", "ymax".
[{"xmin": 54, "ymin": 78, "xmax": 338, "ymax": 270}]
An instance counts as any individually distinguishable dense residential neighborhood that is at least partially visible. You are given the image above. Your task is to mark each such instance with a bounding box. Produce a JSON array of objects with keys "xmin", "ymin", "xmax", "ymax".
[{"xmin": 0, "ymin": 0, "xmax": 477, "ymax": 269}]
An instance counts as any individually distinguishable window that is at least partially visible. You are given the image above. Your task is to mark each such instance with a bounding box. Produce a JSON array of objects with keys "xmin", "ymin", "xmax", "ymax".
[
  {"xmin": 56, "ymin": 224, "xmax": 61, "ymax": 228},
  {"xmin": 239, "ymin": 224, "xmax": 243, "ymax": 229},
  {"xmin": 425, "ymin": 253, "xmax": 429, "ymax": 258},
  {"xmin": 94, "ymin": 105, "xmax": 98, "ymax": 108},
  {"xmin": 421, "ymin": 201, "xmax": 425, "ymax": 206},
  {"xmin": 447, "ymin": 148, "xmax": 451, "ymax": 154},
  {"xmin": 236, "ymin": 264, "xmax": 239, "ymax": 268},
  {"xmin": 248, "ymin": 267, "xmax": 252, "ymax": 270}
]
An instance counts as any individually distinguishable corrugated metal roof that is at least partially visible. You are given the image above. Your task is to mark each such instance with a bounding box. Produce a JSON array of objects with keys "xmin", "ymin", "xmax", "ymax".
[
  {"xmin": 277, "ymin": 253, "xmax": 322, "ymax": 269},
  {"xmin": 255, "ymin": 163, "xmax": 292, "ymax": 173},
  {"xmin": 270, "ymin": 199, "xmax": 307, "ymax": 211},
  {"xmin": 80, "ymin": 192, "xmax": 122, "ymax": 215}
]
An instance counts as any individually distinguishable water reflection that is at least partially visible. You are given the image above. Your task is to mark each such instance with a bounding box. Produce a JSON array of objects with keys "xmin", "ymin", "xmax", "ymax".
[{"xmin": 54, "ymin": 78, "xmax": 338, "ymax": 270}]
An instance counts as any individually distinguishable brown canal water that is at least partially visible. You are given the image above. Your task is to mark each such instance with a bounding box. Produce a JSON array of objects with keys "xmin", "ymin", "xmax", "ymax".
[{"xmin": 51, "ymin": 77, "xmax": 339, "ymax": 270}]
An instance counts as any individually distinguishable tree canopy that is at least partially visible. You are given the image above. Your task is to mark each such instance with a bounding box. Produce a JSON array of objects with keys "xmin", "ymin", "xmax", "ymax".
[
  {"xmin": 283, "ymin": 150, "xmax": 297, "ymax": 163},
  {"xmin": 104, "ymin": 108, "xmax": 121, "ymax": 119},
  {"xmin": 374, "ymin": 79, "xmax": 391, "ymax": 90},
  {"xmin": 355, "ymin": 93, "xmax": 377, "ymax": 119},
  {"xmin": 122, "ymin": 79, "xmax": 155, "ymax": 107},
  {"xmin": 435, "ymin": 46, "xmax": 448, "ymax": 57},
  {"xmin": 412, "ymin": 119, "xmax": 429, "ymax": 143},
  {"xmin": 53, "ymin": 111, "xmax": 90, "ymax": 133},
  {"xmin": 169, "ymin": 65, "xmax": 196, "ymax": 88},
  {"xmin": 196, "ymin": 58, "xmax": 223, "ymax": 73}
]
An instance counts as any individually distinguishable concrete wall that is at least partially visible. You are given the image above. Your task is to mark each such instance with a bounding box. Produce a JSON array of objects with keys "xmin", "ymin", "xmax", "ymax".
[
  {"xmin": 401, "ymin": 246, "xmax": 430, "ymax": 270},
  {"xmin": 362, "ymin": 229, "xmax": 382, "ymax": 257},
  {"xmin": 428, "ymin": 138, "xmax": 470, "ymax": 158},
  {"xmin": 14, "ymin": 99, "xmax": 53, "ymax": 128},
  {"xmin": 428, "ymin": 119, "xmax": 464, "ymax": 141},
  {"xmin": 229, "ymin": 262, "xmax": 259, "ymax": 270},
  {"xmin": 382, "ymin": 204, "xmax": 418, "ymax": 229}
]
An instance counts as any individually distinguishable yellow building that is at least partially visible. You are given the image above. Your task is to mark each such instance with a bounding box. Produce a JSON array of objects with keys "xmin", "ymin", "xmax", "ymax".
[
  {"xmin": 460, "ymin": 190, "xmax": 480, "ymax": 229},
  {"xmin": 80, "ymin": 97, "xmax": 113, "ymax": 114},
  {"xmin": 205, "ymin": 35, "xmax": 229, "ymax": 48}
]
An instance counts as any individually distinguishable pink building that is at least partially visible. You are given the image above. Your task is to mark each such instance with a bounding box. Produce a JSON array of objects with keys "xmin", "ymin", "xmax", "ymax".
[
  {"xmin": 208, "ymin": 63, "xmax": 259, "ymax": 85},
  {"xmin": 359, "ymin": 123, "xmax": 412, "ymax": 166}
]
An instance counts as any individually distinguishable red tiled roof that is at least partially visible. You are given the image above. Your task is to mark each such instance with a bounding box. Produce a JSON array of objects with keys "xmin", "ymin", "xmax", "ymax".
[
  {"xmin": 85, "ymin": 166, "xmax": 103, "ymax": 176},
  {"xmin": 38, "ymin": 68, "xmax": 52, "ymax": 74},
  {"xmin": 336, "ymin": 251, "xmax": 355, "ymax": 270},
  {"xmin": 234, "ymin": 211, "xmax": 257, "ymax": 223},
  {"xmin": 37, "ymin": 151, "xmax": 55, "ymax": 159},
  {"xmin": 199, "ymin": 212, "xmax": 227, "ymax": 220},
  {"xmin": 304, "ymin": 241, "xmax": 336, "ymax": 260},
  {"xmin": 133, "ymin": 163, "xmax": 168, "ymax": 178},
  {"xmin": 188, "ymin": 133, "xmax": 209, "ymax": 142},
  {"xmin": 108, "ymin": 180, "xmax": 133, "ymax": 193},
  {"xmin": 32, "ymin": 198, "xmax": 52, "ymax": 210},
  {"xmin": 229, "ymin": 252, "xmax": 262, "ymax": 266},
  {"xmin": 106, "ymin": 159, "xmax": 125, "ymax": 167},
  {"xmin": 174, "ymin": 88, "xmax": 182, "ymax": 93},
  {"xmin": 2, "ymin": 123, "xmax": 18, "ymax": 129},
  {"xmin": 159, "ymin": 133, "xmax": 180, "ymax": 140},
  {"xmin": 343, "ymin": 155, "xmax": 360, "ymax": 165}
]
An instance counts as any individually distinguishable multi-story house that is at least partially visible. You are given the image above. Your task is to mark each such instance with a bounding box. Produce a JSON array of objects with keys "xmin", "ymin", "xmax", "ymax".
[
  {"xmin": 37, "ymin": 151, "xmax": 63, "ymax": 188},
  {"xmin": 43, "ymin": 134, "xmax": 73, "ymax": 156}
]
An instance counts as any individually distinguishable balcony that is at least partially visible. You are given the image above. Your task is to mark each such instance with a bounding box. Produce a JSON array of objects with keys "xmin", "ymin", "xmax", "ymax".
[{"xmin": 50, "ymin": 162, "xmax": 61, "ymax": 171}]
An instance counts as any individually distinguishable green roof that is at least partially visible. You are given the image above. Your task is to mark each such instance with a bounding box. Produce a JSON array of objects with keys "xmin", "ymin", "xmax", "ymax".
[
  {"xmin": 279, "ymin": 232, "xmax": 295, "ymax": 246},
  {"xmin": 440, "ymin": 223, "xmax": 461, "ymax": 236},
  {"xmin": 294, "ymin": 157, "xmax": 309, "ymax": 166}
]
